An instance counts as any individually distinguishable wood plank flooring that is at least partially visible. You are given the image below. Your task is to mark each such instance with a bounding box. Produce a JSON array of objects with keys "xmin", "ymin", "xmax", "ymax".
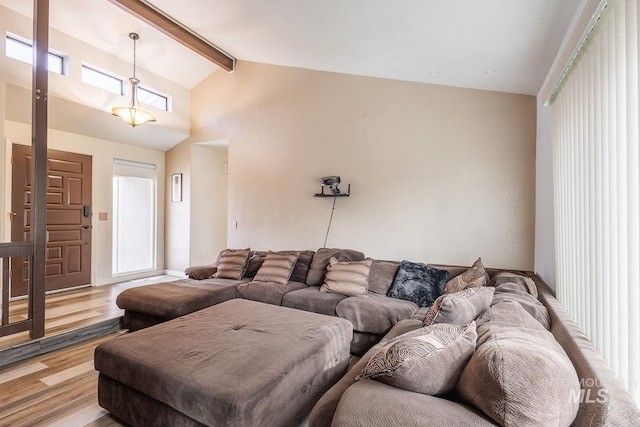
[
  {"xmin": 0, "ymin": 275, "xmax": 177, "ymax": 350},
  {"xmin": 0, "ymin": 333, "xmax": 127, "ymax": 427},
  {"xmin": 0, "ymin": 275, "xmax": 179, "ymax": 426}
]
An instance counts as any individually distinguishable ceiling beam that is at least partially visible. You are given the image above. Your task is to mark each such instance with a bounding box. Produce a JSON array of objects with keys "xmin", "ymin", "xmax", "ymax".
[{"xmin": 106, "ymin": 0, "xmax": 235, "ymax": 72}]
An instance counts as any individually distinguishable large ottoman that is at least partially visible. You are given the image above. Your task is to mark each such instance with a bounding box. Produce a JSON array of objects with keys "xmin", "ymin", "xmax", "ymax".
[{"xmin": 95, "ymin": 299, "xmax": 353, "ymax": 427}]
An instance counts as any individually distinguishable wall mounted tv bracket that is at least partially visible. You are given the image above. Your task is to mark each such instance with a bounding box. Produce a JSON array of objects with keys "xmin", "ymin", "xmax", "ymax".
[{"xmin": 314, "ymin": 176, "xmax": 350, "ymax": 197}]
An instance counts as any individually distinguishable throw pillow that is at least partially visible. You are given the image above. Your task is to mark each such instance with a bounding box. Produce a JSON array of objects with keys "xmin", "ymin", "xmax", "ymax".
[
  {"xmin": 457, "ymin": 302, "xmax": 580, "ymax": 426},
  {"xmin": 253, "ymin": 252, "xmax": 299, "ymax": 285},
  {"xmin": 321, "ymin": 257, "xmax": 373, "ymax": 297},
  {"xmin": 276, "ymin": 250, "xmax": 315, "ymax": 283},
  {"xmin": 387, "ymin": 261, "xmax": 449, "ymax": 307},
  {"xmin": 306, "ymin": 248, "xmax": 366, "ymax": 286},
  {"xmin": 423, "ymin": 286, "xmax": 495, "ymax": 326},
  {"xmin": 443, "ymin": 257, "xmax": 490, "ymax": 294},
  {"xmin": 356, "ymin": 322, "xmax": 477, "ymax": 396},
  {"xmin": 212, "ymin": 248, "xmax": 250, "ymax": 280}
]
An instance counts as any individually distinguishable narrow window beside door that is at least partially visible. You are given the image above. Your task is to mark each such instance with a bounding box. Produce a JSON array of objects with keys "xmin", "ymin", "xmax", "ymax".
[{"xmin": 112, "ymin": 160, "xmax": 157, "ymax": 275}]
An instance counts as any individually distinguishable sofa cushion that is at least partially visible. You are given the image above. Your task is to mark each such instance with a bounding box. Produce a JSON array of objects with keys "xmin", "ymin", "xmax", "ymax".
[
  {"xmin": 492, "ymin": 283, "xmax": 550, "ymax": 329},
  {"xmin": 356, "ymin": 322, "xmax": 477, "ymax": 396},
  {"xmin": 282, "ymin": 286, "xmax": 348, "ymax": 316},
  {"xmin": 116, "ymin": 278, "xmax": 243, "ymax": 320},
  {"xmin": 213, "ymin": 248, "xmax": 250, "ymax": 280},
  {"xmin": 457, "ymin": 302, "xmax": 580, "ymax": 427},
  {"xmin": 368, "ymin": 260, "xmax": 400, "ymax": 295},
  {"xmin": 387, "ymin": 261, "xmax": 449, "ymax": 307},
  {"xmin": 253, "ymin": 252, "xmax": 299, "ymax": 285},
  {"xmin": 489, "ymin": 271, "xmax": 538, "ymax": 297},
  {"xmin": 336, "ymin": 293, "xmax": 418, "ymax": 335},
  {"xmin": 423, "ymin": 286, "xmax": 494, "ymax": 326},
  {"xmin": 443, "ymin": 257, "xmax": 490, "ymax": 294},
  {"xmin": 236, "ymin": 280, "xmax": 307, "ymax": 306},
  {"xmin": 307, "ymin": 248, "xmax": 365, "ymax": 286},
  {"xmin": 332, "ymin": 379, "xmax": 497, "ymax": 427},
  {"xmin": 321, "ymin": 257, "xmax": 373, "ymax": 298}
]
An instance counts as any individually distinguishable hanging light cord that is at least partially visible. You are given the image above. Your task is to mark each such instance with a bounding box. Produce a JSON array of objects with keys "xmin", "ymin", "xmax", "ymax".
[
  {"xmin": 132, "ymin": 33, "xmax": 137, "ymax": 78},
  {"xmin": 323, "ymin": 194, "xmax": 337, "ymax": 248}
]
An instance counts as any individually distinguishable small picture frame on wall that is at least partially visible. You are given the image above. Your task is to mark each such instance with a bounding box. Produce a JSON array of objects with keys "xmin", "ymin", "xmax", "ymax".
[{"xmin": 171, "ymin": 173, "xmax": 182, "ymax": 202}]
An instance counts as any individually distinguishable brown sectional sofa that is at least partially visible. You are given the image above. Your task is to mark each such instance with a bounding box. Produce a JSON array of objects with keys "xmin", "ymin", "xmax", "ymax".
[
  {"xmin": 309, "ymin": 271, "xmax": 640, "ymax": 426},
  {"xmin": 112, "ymin": 248, "xmax": 640, "ymax": 426},
  {"xmin": 118, "ymin": 248, "xmax": 421, "ymax": 355}
]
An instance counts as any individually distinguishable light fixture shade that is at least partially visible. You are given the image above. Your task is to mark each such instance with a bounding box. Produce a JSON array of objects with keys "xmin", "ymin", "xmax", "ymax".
[
  {"xmin": 112, "ymin": 105, "xmax": 157, "ymax": 127},
  {"xmin": 112, "ymin": 33, "xmax": 156, "ymax": 128}
]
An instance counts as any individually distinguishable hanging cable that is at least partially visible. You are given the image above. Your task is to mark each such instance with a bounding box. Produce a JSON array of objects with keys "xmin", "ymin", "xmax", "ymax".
[{"xmin": 323, "ymin": 194, "xmax": 337, "ymax": 248}]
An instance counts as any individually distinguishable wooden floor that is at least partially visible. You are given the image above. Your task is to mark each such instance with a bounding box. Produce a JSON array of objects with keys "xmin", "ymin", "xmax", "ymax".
[
  {"xmin": 0, "ymin": 275, "xmax": 176, "ymax": 350},
  {"xmin": 0, "ymin": 275, "xmax": 178, "ymax": 426}
]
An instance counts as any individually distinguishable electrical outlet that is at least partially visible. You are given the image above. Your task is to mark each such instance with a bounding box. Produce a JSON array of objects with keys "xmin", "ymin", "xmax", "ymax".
[{"xmin": 99, "ymin": 212, "xmax": 108, "ymax": 221}]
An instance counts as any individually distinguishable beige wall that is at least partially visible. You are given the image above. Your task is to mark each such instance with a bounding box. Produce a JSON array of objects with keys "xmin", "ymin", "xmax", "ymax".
[
  {"xmin": 188, "ymin": 61, "xmax": 536, "ymax": 270},
  {"xmin": 190, "ymin": 145, "xmax": 228, "ymax": 266},
  {"xmin": 165, "ymin": 141, "xmax": 191, "ymax": 272},
  {"xmin": 2, "ymin": 120, "xmax": 166, "ymax": 285}
]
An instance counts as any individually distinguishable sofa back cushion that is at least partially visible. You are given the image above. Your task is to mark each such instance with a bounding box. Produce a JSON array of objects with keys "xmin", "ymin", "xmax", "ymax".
[
  {"xmin": 213, "ymin": 248, "xmax": 251, "ymax": 280},
  {"xmin": 457, "ymin": 302, "xmax": 580, "ymax": 426},
  {"xmin": 368, "ymin": 260, "xmax": 401, "ymax": 295},
  {"xmin": 307, "ymin": 248, "xmax": 365, "ymax": 286},
  {"xmin": 253, "ymin": 252, "xmax": 299, "ymax": 285},
  {"xmin": 244, "ymin": 251, "xmax": 268, "ymax": 277}
]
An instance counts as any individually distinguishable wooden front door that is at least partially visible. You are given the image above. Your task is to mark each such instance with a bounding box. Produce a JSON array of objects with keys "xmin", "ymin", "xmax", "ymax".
[{"xmin": 11, "ymin": 145, "xmax": 92, "ymax": 297}]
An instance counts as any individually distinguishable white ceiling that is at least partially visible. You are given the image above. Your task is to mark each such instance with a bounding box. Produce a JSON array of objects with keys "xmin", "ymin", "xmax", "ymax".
[
  {"xmin": 3, "ymin": 0, "xmax": 583, "ymax": 95},
  {"xmin": 146, "ymin": 0, "xmax": 584, "ymax": 95},
  {"xmin": 1, "ymin": 0, "xmax": 584, "ymax": 150}
]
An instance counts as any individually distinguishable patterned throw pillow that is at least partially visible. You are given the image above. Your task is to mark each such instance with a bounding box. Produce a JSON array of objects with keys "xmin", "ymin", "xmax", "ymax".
[
  {"xmin": 253, "ymin": 252, "xmax": 299, "ymax": 285},
  {"xmin": 320, "ymin": 257, "xmax": 373, "ymax": 297},
  {"xmin": 443, "ymin": 257, "xmax": 490, "ymax": 294},
  {"xmin": 356, "ymin": 322, "xmax": 477, "ymax": 395},
  {"xmin": 423, "ymin": 286, "xmax": 495, "ymax": 326},
  {"xmin": 387, "ymin": 261, "xmax": 449, "ymax": 307},
  {"xmin": 213, "ymin": 248, "xmax": 250, "ymax": 280}
]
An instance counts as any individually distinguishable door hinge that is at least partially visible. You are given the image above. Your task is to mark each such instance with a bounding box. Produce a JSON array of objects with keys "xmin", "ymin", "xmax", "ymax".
[{"xmin": 8, "ymin": 212, "xmax": 17, "ymax": 222}]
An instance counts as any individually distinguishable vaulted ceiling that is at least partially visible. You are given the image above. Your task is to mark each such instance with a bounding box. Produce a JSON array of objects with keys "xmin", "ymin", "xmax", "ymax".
[{"xmin": 3, "ymin": 0, "xmax": 583, "ymax": 95}]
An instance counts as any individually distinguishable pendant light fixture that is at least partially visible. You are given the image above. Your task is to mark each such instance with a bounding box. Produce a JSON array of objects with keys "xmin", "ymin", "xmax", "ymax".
[{"xmin": 112, "ymin": 32, "xmax": 156, "ymax": 127}]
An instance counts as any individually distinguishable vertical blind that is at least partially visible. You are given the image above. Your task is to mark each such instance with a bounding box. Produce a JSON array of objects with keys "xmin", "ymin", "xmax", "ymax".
[{"xmin": 552, "ymin": 0, "xmax": 639, "ymax": 405}]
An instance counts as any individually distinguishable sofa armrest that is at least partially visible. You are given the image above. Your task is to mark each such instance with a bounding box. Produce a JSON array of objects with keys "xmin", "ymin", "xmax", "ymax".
[{"xmin": 184, "ymin": 263, "xmax": 218, "ymax": 280}]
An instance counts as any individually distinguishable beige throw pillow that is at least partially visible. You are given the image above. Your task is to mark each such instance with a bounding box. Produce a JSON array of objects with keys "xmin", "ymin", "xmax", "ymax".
[
  {"xmin": 443, "ymin": 257, "xmax": 490, "ymax": 294},
  {"xmin": 213, "ymin": 248, "xmax": 250, "ymax": 280},
  {"xmin": 356, "ymin": 322, "xmax": 477, "ymax": 396},
  {"xmin": 253, "ymin": 252, "xmax": 299, "ymax": 285},
  {"xmin": 320, "ymin": 257, "xmax": 373, "ymax": 297},
  {"xmin": 423, "ymin": 286, "xmax": 495, "ymax": 326}
]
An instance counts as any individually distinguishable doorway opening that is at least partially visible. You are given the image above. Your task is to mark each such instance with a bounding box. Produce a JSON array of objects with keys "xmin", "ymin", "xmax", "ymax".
[{"xmin": 112, "ymin": 159, "xmax": 157, "ymax": 275}]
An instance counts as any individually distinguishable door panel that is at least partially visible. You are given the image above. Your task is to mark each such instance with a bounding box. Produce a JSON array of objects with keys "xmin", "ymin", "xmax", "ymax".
[{"xmin": 11, "ymin": 145, "xmax": 92, "ymax": 297}]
